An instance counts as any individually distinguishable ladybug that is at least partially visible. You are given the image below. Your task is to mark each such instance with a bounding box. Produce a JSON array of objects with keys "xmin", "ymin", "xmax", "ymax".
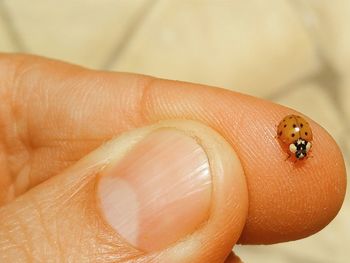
[{"xmin": 277, "ymin": 114, "xmax": 313, "ymax": 160}]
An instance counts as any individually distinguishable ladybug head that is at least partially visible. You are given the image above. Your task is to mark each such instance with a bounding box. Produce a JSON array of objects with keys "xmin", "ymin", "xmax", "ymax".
[{"xmin": 289, "ymin": 139, "xmax": 312, "ymax": 159}]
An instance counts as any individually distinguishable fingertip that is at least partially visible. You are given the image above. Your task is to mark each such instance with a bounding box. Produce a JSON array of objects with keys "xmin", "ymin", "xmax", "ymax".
[{"xmin": 238, "ymin": 111, "xmax": 347, "ymax": 243}]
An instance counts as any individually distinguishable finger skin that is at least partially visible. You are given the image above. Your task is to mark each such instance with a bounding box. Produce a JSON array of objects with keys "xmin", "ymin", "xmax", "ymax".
[{"xmin": 0, "ymin": 54, "xmax": 346, "ymax": 244}]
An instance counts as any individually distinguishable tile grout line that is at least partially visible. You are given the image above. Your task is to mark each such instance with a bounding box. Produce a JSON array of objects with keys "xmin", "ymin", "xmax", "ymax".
[
  {"xmin": 102, "ymin": 0, "xmax": 159, "ymax": 70},
  {"xmin": 0, "ymin": 1, "xmax": 27, "ymax": 52}
]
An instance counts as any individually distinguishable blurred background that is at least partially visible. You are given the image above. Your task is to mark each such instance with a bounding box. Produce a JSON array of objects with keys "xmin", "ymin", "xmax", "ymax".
[{"xmin": 0, "ymin": 0, "xmax": 348, "ymax": 262}]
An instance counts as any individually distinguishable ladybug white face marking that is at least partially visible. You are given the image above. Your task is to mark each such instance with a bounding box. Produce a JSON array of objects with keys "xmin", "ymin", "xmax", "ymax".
[
  {"xmin": 289, "ymin": 143, "xmax": 297, "ymax": 153},
  {"xmin": 306, "ymin": 141, "xmax": 312, "ymax": 152}
]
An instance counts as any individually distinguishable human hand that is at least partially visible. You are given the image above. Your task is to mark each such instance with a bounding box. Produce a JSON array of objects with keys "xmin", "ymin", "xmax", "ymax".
[{"xmin": 0, "ymin": 54, "xmax": 346, "ymax": 262}]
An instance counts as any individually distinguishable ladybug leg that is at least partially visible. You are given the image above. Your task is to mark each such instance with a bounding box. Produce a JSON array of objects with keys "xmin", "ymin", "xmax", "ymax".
[
  {"xmin": 306, "ymin": 154, "xmax": 314, "ymax": 160},
  {"xmin": 284, "ymin": 152, "xmax": 291, "ymax": 161}
]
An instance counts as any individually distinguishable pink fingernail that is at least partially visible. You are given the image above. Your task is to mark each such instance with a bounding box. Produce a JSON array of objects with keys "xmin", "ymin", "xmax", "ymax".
[{"xmin": 98, "ymin": 129, "xmax": 212, "ymax": 252}]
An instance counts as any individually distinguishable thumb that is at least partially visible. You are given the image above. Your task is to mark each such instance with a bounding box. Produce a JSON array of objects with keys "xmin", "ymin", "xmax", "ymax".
[{"xmin": 0, "ymin": 120, "xmax": 248, "ymax": 263}]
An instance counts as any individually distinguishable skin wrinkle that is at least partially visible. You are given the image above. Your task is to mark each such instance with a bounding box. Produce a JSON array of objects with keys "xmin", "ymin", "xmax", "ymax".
[
  {"xmin": 47, "ymin": 184, "xmax": 87, "ymax": 260},
  {"xmin": 4, "ymin": 70, "xmax": 149, "ymax": 198},
  {"xmin": 0, "ymin": 94, "xmax": 18, "ymax": 201},
  {"xmin": 1, "ymin": 58, "xmax": 39, "ymax": 198},
  {"xmin": 53, "ymin": 207, "xmax": 66, "ymax": 263},
  {"xmin": 0, "ymin": 143, "xmax": 12, "ymax": 203},
  {"xmin": 0, "ymin": 81, "xmax": 13, "ymax": 195},
  {"xmin": 17, "ymin": 71, "xmax": 117, "ymax": 192},
  {"xmin": 20, "ymin": 211, "xmax": 40, "ymax": 262},
  {"xmin": 27, "ymin": 193, "xmax": 57, "ymax": 255},
  {"xmin": 45, "ymin": 164, "xmax": 106, "ymax": 221},
  {"xmin": 56, "ymin": 197, "xmax": 87, "ymax": 261},
  {"xmin": 0, "ymin": 218, "xmax": 23, "ymax": 260},
  {"xmin": 61, "ymin": 77, "xmax": 104, "ymax": 136},
  {"xmin": 137, "ymin": 76, "xmax": 157, "ymax": 127},
  {"xmin": 4, "ymin": 211, "xmax": 34, "ymax": 262},
  {"xmin": 12, "ymin": 59, "xmax": 41, "ymax": 158}
]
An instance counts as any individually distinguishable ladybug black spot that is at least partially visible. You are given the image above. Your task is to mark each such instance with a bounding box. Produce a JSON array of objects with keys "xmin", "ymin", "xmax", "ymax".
[
  {"xmin": 305, "ymin": 132, "xmax": 308, "ymax": 135},
  {"xmin": 279, "ymin": 131, "xmax": 282, "ymax": 136},
  {"xmin": 291, "ymin": 133, "xmax": 295, "ymax": 137},
  {"xmin": 300, "ymin": 123, "xmax": 304, "ymax": 128},
  {"xmin": 284, "ymin": 124, "xmax": 287, "ymax": 128},
  {"xmin": 293, "ymin": 124, "xmax": 296, "ymax": 128},
  {"xmin": 289, "ymin": 116, "xmax": 293, "ymax": 119}
]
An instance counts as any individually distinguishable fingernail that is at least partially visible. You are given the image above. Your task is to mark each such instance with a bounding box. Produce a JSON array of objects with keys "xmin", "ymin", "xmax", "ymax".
[{"xmin": 97, "ymin": 129, "xmax": 212, "ymax": 252}]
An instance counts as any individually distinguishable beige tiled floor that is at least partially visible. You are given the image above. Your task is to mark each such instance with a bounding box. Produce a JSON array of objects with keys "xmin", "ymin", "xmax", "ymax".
[
  {"xmin": 293, "ymin": 0, "xmax": 350, "ymax": 75},
  {"xmin": 0, "ymin": 1, "xmax": 349, "ymax": 262},
  {"xmin": 111, "ymin": 0, "xmax": 320, "ymax": 97},
  {"xmin": 2, "ymin": 0, "xmax": 152, "ymax": 68}
]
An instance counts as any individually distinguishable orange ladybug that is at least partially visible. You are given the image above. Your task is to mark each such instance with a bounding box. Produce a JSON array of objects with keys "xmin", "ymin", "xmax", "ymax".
[{"xmin": 277, "ymin": 114, "xmax": 313, "ymax": 159}]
